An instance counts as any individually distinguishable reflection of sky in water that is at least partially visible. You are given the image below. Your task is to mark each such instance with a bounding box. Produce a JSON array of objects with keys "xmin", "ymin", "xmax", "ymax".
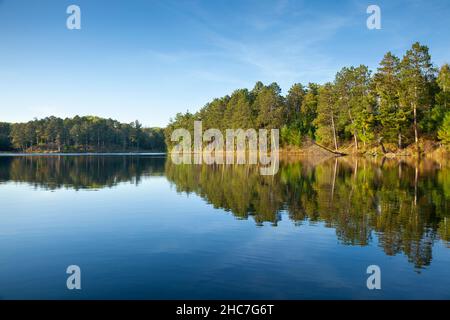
[{"xmin": 0, "ymin": 156, "xmax": 449, "ymax": 299}]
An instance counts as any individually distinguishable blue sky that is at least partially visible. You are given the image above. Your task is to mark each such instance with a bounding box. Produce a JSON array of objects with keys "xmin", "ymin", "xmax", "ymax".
[{"xmin": 1, "ymin": 0, "xmax": 449, "ymax": 127}]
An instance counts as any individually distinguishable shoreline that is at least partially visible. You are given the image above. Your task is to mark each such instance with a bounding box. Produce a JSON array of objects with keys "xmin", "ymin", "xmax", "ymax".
[
  {"xmin": 1, "ymin": 145, "xmax": 448, "ymax": 159},
  {"xmin": 0, "ymin": 152, "xmax": 167, "ymax": 157}
]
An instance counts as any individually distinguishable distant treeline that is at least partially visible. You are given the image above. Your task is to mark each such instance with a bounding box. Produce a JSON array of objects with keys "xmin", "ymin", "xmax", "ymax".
[
  {"xmin": 165, "ymin": 42, "xmax": 450, "ymax": 153},
  {"xmin": 0, "ymin": 116, "xmax": 166, "ymax": 152}
]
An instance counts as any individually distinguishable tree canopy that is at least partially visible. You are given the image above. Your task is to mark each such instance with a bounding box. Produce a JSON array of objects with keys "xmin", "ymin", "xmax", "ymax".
[
  {"xmin": 165, "ymin": 42, "xmax": 450, "ymax": 153},
  {"xmin": 1, "ymin": 116, "xmax": 165, "ymax": 152},
  {"xmin": 2, "ymin": 42, "xmax": 449, "ymax": 154}
]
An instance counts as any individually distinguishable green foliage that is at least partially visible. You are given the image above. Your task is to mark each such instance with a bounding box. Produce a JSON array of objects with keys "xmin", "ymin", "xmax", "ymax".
[
  {"xmin": 438, "ymin": 112, "xmax": 450, "ymax": 147},
  {"xmin": 225, "ymin": 89, "xmax": 254, "ymax": 128},
  {"xmin": 334, "ymin": 65, "xmax": 374, "ymax": 149},
  {"xmin": 0, "ymin": 122, "xmax": 12, "ymax": 150},
  {"xmin": 285, "ymin": 83, "xmax": 306, "ymax": 128},
  {"xmin": 399, "ymin": 42, "xmax": 437, "ymax": 142},
  {"xmin": 432, "ymin": 64, "xmax": 450, "ymax": 131},
  {"xmin": 299, "ymin": 83, "xmax": 319, "ymax": 138},
  {"xmin": 164, "ymin": 111, "xmax": 196, "ymax": 149},
  {"xmin": 164, "ymin": 41, "xmax": 447, "ymax": 154},
  {"xmin": 4, "ymin": 116, "xmax": 165, "ymax": 152},
  {"xmin": 373, "ymin": 52, "xmax": 407, "ymax": 147},
  {"xmin": 280, "ymin": 126, "xmax": 302, "ymax": 147},
  {"xmin": 315, "ymin": 83, "xmax": 339, "ymax": 149},
  {"xmin": 286, "ymin": 83, "xmax": 318, "ymax": 139},
  {"xmin": 164, "ymin": 82, "xmax": 287, "ymax": 151},
  {"xmin": 254, "ymin": 83, "xmax": 285, "ymax": 129},
  {"xmin": 6, "ymin": 42, "xmax": 445, "ymax": 154}
]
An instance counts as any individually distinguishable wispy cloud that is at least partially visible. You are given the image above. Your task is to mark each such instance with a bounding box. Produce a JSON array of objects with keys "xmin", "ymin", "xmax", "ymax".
[{"xmin": 147, "ymin": 0, "xmax": 353, "ymax": 88}]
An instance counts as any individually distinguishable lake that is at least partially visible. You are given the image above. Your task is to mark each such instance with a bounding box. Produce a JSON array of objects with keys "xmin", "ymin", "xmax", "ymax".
[{"xmin": 0, "ymin": 155, "xmax": 449, "ymax": 299}]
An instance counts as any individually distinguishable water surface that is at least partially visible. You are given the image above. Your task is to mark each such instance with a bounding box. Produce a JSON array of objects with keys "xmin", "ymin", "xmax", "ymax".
[{"xmin": 0, "ymin": 155, "xmax": 449, "ymax": 299}]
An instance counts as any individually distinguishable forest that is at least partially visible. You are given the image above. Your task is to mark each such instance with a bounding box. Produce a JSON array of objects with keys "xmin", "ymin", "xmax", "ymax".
[
  {"xmin": 2, "ymin": 42, "xmax": 450, "ymax": 155},
  {"xmin": 165, "ymin": 42, "xmax": 450, "ymax": 155},
  {"xmin": 0, "ymin": 116, "xmax": 166, "ymax": 152}
]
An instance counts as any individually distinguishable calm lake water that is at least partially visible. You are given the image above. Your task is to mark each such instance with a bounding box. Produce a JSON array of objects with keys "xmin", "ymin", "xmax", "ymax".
[{"xmin": 0, "ymin": 155, "xmax": 449, "ymax": 299}]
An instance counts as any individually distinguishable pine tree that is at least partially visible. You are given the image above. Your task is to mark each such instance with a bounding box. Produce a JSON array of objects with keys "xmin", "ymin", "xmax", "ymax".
[
  {"xmin": 399, "ymin": 42, "xmax": 437, "ymax": 149},
  {"xmin": 300, "ymin": 83, "xmax": 319, "ymax": 138},
  {"xmin": 373, "ymin": 52, "xmax": 407, "ymax": 148},
  {"xmin": 286, "ymin": 83, "xmax": 306, "ymax": 129},
  {"xmin": 254, "ymin": 83, "xmax": 285, "ymax": 129},
  {"xmin": 315, "ymin": 83, "xmax": 339, "ymax": 150},
  {"xmin": 225, "ymin": 89, "xmax": 254, "ymax": 129},
  {"xmin": 334, "ymin": 65, "xmax": 373, "ymax": 151}
]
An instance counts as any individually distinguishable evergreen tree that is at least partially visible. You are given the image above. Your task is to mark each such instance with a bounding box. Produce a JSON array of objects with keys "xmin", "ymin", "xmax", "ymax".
[
  {"xmin": 300, "ymin": 83, "xmax": 319, "ymax": 138},
  {"xmin": 5, "ymin": 116, "xmax": 165, "ymax": 152},
  {"xmin": 286, "ymin": 83, "xmax": 306, "ymax": 129},
  {"xmin": 224, "ymin": 89, "xmax": 254, "ymax": 129},
  {"xmin": 254, "ymin": 83, "xmax": 285, "ymax": 129},
  {"xmin": 334, "ymin": 65, "xmax": 373, "ymax": 151},
  {"xmin": 399, "ymin": 42, "xmax": 437, "ymax": 148},
  {"xmin": 315, "ymin": 83, "xmax": 339, "ymax": 150},
  {"xmin": 373, "ymin": 52, "xmax": 407, "ymax": 148},
  {"xmin": 0, "ymin": 122, "xmax": 12, "ymax": 150}
]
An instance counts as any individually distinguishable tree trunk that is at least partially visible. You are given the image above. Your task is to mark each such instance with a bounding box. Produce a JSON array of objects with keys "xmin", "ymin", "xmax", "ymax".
[
  {"xmin": 362, "ymin": 128, "xmax": 366, "ymax": 148},
  {"xmin": 353, "ymin": 133, "xmax": 358, "ymax": 153},
  {"xmin": 331, "ymin": 113, "xmax": 338, "ymax": 151},
  {"xmin": 313, "ymin": 141, "xmax": 347, "ymax": 156},
  {"xmin": 413, "ymin": 103, "xmax": 418, "ymax": 146},
  {"xmin": 413, "ymin": 86, "xmax": 419, "ymax": 151},
  {"xmin": 379, "ymin": 139, "xmax": 387, "ymax": 154},
  {"xmin": 445, "ymin": 84, "xmax": 447, "ymax": 110},
  {"xmin": 348, "ymin": 108, "xmax": 358, "ymax": 152}
]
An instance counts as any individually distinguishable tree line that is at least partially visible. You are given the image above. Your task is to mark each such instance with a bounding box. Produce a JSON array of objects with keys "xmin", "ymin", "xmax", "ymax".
[
  {"xmin": 165, "ymin": 42, "xmax": 450, "ymax": 153},
  {"xmin": 0, "ymin": 116, "xmax": 166, "ymax": 152}
]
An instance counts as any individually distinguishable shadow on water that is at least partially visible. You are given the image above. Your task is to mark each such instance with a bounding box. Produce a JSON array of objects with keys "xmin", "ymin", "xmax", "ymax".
[{"xmin": 0, "ymin": 155, "xmax": 449, "ymax": 269}]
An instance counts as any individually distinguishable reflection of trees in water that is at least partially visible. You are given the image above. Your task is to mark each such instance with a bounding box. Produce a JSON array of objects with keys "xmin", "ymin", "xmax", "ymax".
[
  {"xmin": 0, "ymin": 155, "xmax": 448, "ymax": 268},
  {"xmin": 0, "ymin": 156, "xmax": 165, "ymax": 190},
  {"xmin": 165, "ymin": 157, "xmax": 450, "ymax": 269},
  {"xmin": 165, "ymin": 162, "xmax": 286, "ymax": 226}
]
